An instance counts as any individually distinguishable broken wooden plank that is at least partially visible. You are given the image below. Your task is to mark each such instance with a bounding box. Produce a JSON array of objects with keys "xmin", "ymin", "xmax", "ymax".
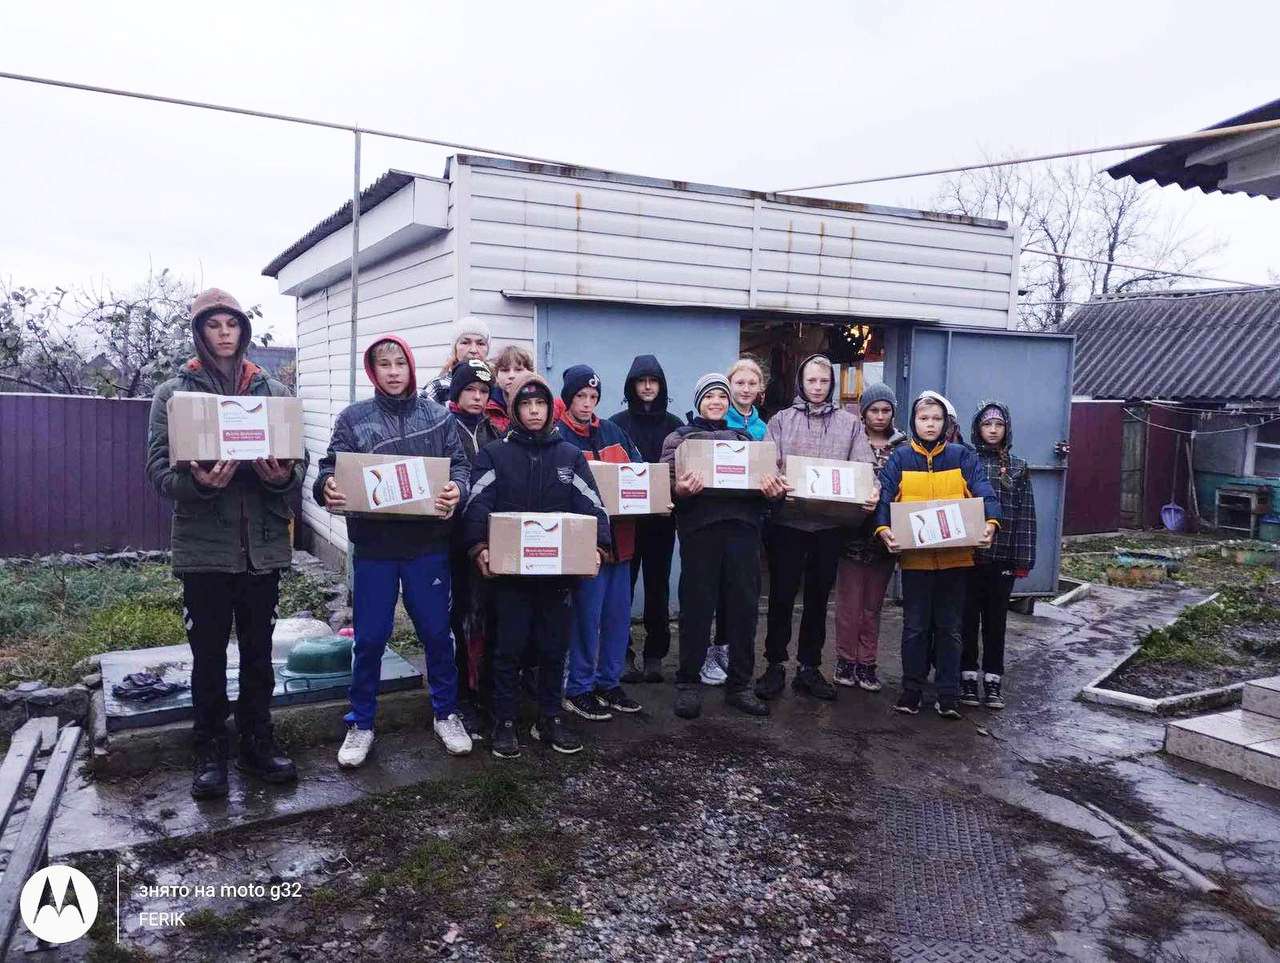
[{"xmin": 0, "ymin": 721, "xmax": 45, "ymax": 835}]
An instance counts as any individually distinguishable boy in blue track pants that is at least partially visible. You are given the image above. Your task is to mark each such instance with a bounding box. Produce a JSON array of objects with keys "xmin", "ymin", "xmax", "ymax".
[
  {"xmin": 556, "ymin": 365, "xmax": 645, "ymax": 721},
  {"xmin": 315, "ymin": 335, "xmax": 473, "ymax": 766}
]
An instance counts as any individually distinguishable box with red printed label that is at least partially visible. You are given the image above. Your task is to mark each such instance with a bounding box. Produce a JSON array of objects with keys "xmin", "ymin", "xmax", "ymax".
[
  {"xmin": 888, "ymin": 498, "xmax": 987, "ymax": 550},
  {"xmin": 167, "ymin": 391, "xmax": 304, "ymax": 466},
  {"xmin": 588, "ymin": 462, "xmax": 672, "ymax": 516},
  {"xmin": 674, "ymin": 439, "xmax": 778, "ymax": 494},
  {"xmin": 488, "ymin": 512, "xmax": 599, "ymax": 576},
  {"xmin": 332, "ymin": 452, "xmax": 452, "ymax": 518},
  {"xmin": 784, "ymin": 455, "xmax": 876, "ymax": 521}
]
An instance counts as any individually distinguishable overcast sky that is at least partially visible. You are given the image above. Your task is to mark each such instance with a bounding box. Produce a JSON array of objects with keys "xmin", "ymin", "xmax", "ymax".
[{"xmin": 3, "ymin": 0, "xmax": 1277, "ymax": 343}]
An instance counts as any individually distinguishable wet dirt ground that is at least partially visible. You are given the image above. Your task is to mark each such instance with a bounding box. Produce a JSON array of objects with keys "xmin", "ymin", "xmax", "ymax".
[{"xmin": 17, "ymin": 582, "xmax": 1280, "ymax": 962}]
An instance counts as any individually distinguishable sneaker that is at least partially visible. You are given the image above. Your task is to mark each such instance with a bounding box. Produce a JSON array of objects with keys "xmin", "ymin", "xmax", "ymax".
[
  {"xmin": 620, "ymin": 652, "xmax": 644, "ymax": 685},
  {"xmin": 983, "ymin": 675, "xmax": 1006, "ymax": 711},
  {"xmin": 491, "ymin": 719, "xmax": 521, "ymax": 759},
  {"xmin": 674, "ymin": 683, "xmax": 703, "ymax": 719},
  {"xmin": 856, "ymin": 663, "xmax": 883, "ymax": 692},
  {"xmin": 643, "ymin": 657, "xmax": 665, "ymax": 683},
  {"xmin": 754, "ymin": 663, "xmax": 786, "ymax": 699},
  {"xmin": 725, "ymin": 688, "xmax": 770, "ymax": 717},
  {"xmin": 236, "ymin": 727, "xmax": 297, "ymax": 785},
  {"xmin": 433, "ymin": 714, "xmax": 474, "ymax": 756},
  {"xmin": 833, "ymin": 659, "xmax": 858, "ymax": 688},
  {"xmin": 893, "ymin": 690, "xmax": 922, "ymax": 715},
  {"xmin": 935, "ymin": 698, "xmax": 963, "ymax": 720},
  {"xmin": 458, "ymin": 703, "xmax": 486, "ymax": 741},
  {"xmin": 793, "ymin": 666, "xmax": 837, "ymax": 701},
  {"xmin": 596, "ymin": 686, "xmax": 642, "ymax": 714},
  {"xmin": 191, "ymin": 737, "xmax": 229, "ymax": 800},
  {"xmin": 700, "ymin": 647, "xmax": 728, "ymax": 686},
  {"xmin": 959, "ymin": 673, "xmax": 982, "ymax": 707},
  {"xmin": 563, "ymin": 692, "xmax": 613, "ymax": 721},
  {"xmin": 531, "ymin": 715, "xmax": 582, "ymax": 754},
  {"xmin": 337, "ymin": 726, "xmax": 375, "ymax": 769},
  {"xmin": 712, "ymin": 644, "xmax": 730, "ymax": 674}
]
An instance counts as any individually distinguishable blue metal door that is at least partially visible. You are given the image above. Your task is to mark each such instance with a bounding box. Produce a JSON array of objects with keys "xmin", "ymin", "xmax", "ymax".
[
  {"xmin": 535, "ymin": 300, "xmax": 743, "ymax": 617},
  {"xmin": 902, "ymin": 326, "xmax": 1074, "ymax": 596}
]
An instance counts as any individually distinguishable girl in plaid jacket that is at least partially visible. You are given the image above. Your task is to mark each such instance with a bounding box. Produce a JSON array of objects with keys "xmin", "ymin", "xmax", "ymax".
[{"xmin": 961, "ymin": 400, "xmax": 1037, "ymax": 710}]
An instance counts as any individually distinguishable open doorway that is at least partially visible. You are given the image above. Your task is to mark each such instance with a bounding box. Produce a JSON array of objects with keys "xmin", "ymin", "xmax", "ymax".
[{"xmin": 739, "ymin": 316, "xmax": 887, "ymax": 420}]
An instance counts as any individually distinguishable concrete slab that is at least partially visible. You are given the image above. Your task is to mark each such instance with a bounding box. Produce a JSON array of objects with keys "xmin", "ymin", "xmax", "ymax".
[
  {"xmin": 1242, "ymin": 676, "xmax": 1280, "ymax": 719},
  {"xmin": 1241, "ymin": 739, "xmax": 1280, "ymax": 792},
  {"xmin": 1167, "ymin": 708, "xmax": 1280, "ymax": 744}
]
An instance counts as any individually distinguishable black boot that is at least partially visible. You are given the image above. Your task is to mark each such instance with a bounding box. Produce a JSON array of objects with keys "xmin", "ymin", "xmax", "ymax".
[
  {"xmin": 754, "ymin": 663, "xmax": 787, "ymax": 699},
  {"xmin": 620, "ymin": 651, "xmax": 644, "ymax": 685},
  {"xmin": 237, "ymin": 725, "xmax": 297, "ymax": 784},
  {"xmin": 793, "ymin": 666, "xmax": 837, "ymax": 701},
  {"xmin": 725, "ymin": 688, "xmax": 770, "ymax": 717},
  {"xmin": 191, "ymin": 735, "xmax": 229, "ymax": 800}
]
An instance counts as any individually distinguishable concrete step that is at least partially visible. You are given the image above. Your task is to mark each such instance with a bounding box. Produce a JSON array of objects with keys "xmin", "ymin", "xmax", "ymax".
[
  {"xmin": 1242, "ymin": 676, "xmax": 1280, "ymax": 720},
  {"xmin": 1165, "ymin": 708, "xmax": 1280, "ymax": 792}
]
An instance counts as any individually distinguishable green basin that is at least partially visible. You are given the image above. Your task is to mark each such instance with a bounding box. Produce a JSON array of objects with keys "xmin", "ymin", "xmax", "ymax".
[{"xmin": 284, "ymin": 636, "xmax": 354, "ymax": 675}]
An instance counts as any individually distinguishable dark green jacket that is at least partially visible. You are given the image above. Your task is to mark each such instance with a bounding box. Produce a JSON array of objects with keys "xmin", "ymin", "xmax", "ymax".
[{"xmin": 147, "ymin": 362, "xmax": 307, "ymax": 574}]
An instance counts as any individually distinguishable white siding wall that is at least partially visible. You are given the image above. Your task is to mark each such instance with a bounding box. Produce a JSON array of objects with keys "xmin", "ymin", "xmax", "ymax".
[
  {"xmin": 464, "ymin": 161, "xmax": 1016, "ymax": 329},
  {"xmin": 296, "ymin": 209, "xmax": 456, "ymax": 553}
]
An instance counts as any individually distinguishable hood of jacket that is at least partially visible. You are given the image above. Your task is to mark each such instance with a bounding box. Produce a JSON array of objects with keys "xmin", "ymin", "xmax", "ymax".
[
  {"xmin": 909, "ymin": 390, "xmax": 957, "ymax": 454},
  {"xmin": 190, "ymin": 287, "xmax": 253, "ymax": 395},
  {"xmin": 970, "ymin": 399, "xmax": 1014, "ymax": 452},
  {"xmin": 791, "ymin": 353, "xmax": 836, "ymax": 414},
  {"xmin": 622, "ymin": 354, "xmax": 670, "ymax": 414},
  {"xmin": 506, "ymin": 370, "xmax": 558, "ymax": 442},
  {"xmin": 363, "ymin": 335, "xmax": 419, "ymax": 398}
]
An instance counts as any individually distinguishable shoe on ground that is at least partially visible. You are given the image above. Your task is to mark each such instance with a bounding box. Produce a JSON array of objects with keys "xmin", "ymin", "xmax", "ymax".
[
  {"xmin": 712, "ymin": 644, "xmax": 730, "ymax": 673},
  {"xmin": 491, "ymin": 719, "xmax": 521, "ymax": 759},
  {"xmin": 191, "ymin": 738, "xmax": 229, "ymax": 800},
  {"xmin": 337, "ymin": 726, "xmax": 375, "ymax": 769},
  {"xmin": 596, "ymin": 686, "xmax": 642, "ymax": 713},
  {"xmin": 959, "ymin": 673, "xmax": 982, "ymax": 707},
  {"xmin": 983, "ymin": 675, "xmax": 1006, "ymax": 710},
  {"xmin": 893, "ymin": 690, "xmax": 922, "ymax": 715},
  {"xmin": 563, "ymin": 692, "xmax": 613, "ymax": 721},
  {"xmin": 833, "ymin": 659, "xmax": 858, "ymax": 688},
  {"xmin": 457, "ymin": 703, "xmax": 487, "ymax": 741},
  {"xmin": 699, "ymin": 646, "xmax": 728, "ymax": 686},
  {"xmin": 754, "ymin": 663, "xmax": 786, "ymax": 699},
  {"xmin": 674, "ymin": 683, "xmax": 703, "ymax": 719},
  {"xmin": 725, "ymin": 688, "xmax": 770, "ymax": 717},
  {"xmin": 620, "ymin": 652, "xmax": 644, "ymax": 685},
  {"xmin": 531, "ymin": 715, "xmax": 582, "ymax": 754},
  {"xmin": 433, "ymin": 713, "xmax": 475, "ymax": 756},
  {"xmin": 643, "ymin": 657, "xmax": 665, "ymax": 683},
  {"xmin": 793, "ymin": 666, "xmax": 837, "ymax": 701},
  {"xmin": 935, "ymin": 698, "xmax": 963, "ymax": 720},
  {"xmin": 236, "ymin": 727, "xmax": 297, "ymax": 784},
  {"xmin": 856, "ymin": 663, "xmax": 883, "ymax": 692}
]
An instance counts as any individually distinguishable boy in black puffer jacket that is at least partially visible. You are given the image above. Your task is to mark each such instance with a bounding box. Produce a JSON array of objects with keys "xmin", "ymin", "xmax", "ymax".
[
  {"xmin": 463, "ymin": 371, "xmax": 611, "ymax": 759},
  {"xmin": 609, "ymin": 355, "xmax": 683, "ymax": 683},
  {"xmin": 961, "ymin": 401, "xmax": 1036, "ymax": 711}
]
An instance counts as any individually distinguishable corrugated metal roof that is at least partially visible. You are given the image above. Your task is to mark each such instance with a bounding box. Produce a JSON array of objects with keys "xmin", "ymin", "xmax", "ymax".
[
  {"xmin": 1106, "ymin": 99, "xmax": 1280, "ymax": 199},
  {"xmin": 1063, "ymin": 286, "xmax": 1280, "ymax": 401},
  {"xmin": 261, "ymin": 170, "xmax": 418, "ymax": 278}
]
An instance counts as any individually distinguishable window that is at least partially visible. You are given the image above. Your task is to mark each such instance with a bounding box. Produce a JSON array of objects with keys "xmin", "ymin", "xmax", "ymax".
[{"xmin": 1250, "ymin": 419, "xmax": 1280, "ymax": 479}]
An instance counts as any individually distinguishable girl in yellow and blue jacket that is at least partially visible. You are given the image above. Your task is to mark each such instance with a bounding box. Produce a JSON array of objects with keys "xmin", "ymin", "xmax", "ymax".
[{"xmin": 873, "ymin": 390, "xmax": 1002, "ymax": 719}]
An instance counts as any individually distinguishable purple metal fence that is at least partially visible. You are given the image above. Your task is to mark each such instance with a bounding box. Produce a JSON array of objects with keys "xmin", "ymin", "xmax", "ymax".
[{"xmin": 0, "ymin": 394, "xmax": 171, "ymax": 556}]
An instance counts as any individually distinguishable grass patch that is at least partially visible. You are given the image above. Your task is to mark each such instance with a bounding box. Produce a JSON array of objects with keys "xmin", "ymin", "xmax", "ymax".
[
  {"xmin": 1135, "ymin": 586, "xmax": 1280, "ymax": 667},
  {"xmin": 183, "ymin": 907, "xmax": 252, "ymax": 933},
  {"xmin": 385, "ymin": 835, "xmax": 466, "ymax": 892}
]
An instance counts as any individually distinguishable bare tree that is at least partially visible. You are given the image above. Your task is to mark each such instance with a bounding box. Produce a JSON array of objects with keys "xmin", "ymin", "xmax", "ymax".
[{"xmin": 933, "ymin": 157, "xmax": 1224, "ymax": 331}]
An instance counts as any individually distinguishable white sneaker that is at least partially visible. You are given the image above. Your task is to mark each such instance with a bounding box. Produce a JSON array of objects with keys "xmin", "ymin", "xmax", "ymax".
[
  {"xmin": 712, "ymin": 644, "xmax": 730, "ymax": 673},
  {"xmin": 700, "ymin": 647, "xmax": 728, "ymax": 686},
  {"xmin": 434, "ymin": 713, "xmax": 474, "ymax": 756},
  {"xmin": 337, "ymin": 726, "xmax": 374, "ymax": 769}
]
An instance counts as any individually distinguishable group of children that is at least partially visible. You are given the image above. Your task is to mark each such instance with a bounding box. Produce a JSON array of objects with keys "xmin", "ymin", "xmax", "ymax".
[
  {"xmin": 313, "ymin": 317, "xmax": 1040, "ymax": 763},
  {"xmin": 151, "ymin": 292, "xmax": 1038, "ymax": 800}
]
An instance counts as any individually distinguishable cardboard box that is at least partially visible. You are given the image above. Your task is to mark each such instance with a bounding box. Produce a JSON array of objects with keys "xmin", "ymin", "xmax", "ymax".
[
  {"xmin": 784, "ymin": 455, "xmax": 877, "ymax": 521},
  {"xmin": 332, "ymin": 452, "xmax": 452, "ymax": 518},
  {"xmin": 588, "ymin": 462, "xmax": 672, "ymax": 516},
  {"xmin": 675, "ymin": 439, "xmax": 779, "ymax": 494},
  {"xmin": 167, "ymin": 391, "xmax": 304, "ymax": 465},
  {"xmin": 889, "ymin": 498, "xmax": 987, "ymax": 551},
  {"xmin": 488, "ymin": 512, "xmax": 599, "ymax": 576}
]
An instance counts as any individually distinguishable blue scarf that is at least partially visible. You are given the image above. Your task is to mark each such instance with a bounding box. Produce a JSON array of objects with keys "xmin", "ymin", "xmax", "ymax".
[{"xmin": 726, "ymin": 404, "xmax": 767, "ymax": 440}]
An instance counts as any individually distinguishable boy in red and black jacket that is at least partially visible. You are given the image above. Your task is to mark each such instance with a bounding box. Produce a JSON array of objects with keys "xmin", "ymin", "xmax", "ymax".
[{"xmin": 556, "ymin": 365, "xmax": 645, "ymax": 721}]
